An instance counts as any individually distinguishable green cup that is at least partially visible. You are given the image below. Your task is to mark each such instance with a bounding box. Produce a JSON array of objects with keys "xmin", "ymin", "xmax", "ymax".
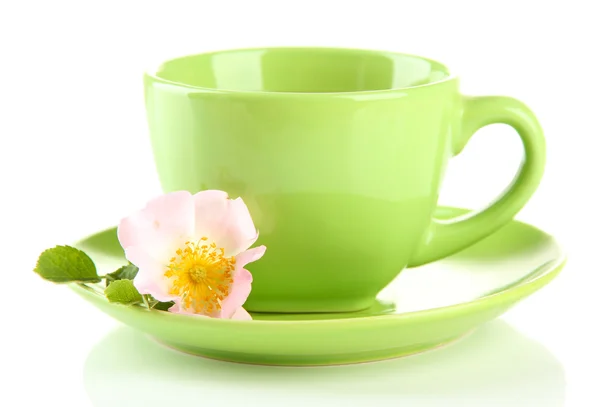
[{"xmin": 144, "ymin": 47, "xmax": 545, "ymax": 313}]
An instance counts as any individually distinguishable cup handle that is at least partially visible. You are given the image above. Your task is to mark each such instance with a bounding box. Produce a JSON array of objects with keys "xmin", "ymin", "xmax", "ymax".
[{"xmin": 408, "ymin": 95, "xmax": 546, "ymax": 267}]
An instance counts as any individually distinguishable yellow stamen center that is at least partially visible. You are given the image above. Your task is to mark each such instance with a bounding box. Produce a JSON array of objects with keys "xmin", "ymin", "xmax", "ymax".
[{"xmin": 164, "ymin": 237, "xmax": 235, "ymax": 313}]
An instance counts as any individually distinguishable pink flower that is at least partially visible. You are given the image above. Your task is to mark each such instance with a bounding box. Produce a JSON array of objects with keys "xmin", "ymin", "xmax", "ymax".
[{"xmin": 117, "ymin": 190, "xmax": 265, "ymax": 320}]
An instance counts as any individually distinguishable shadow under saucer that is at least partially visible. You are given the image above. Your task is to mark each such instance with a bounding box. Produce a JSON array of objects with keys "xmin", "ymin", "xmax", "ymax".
[{"xmin": 84, "ymin": 320, "xmax": 564, "ymax": 407}]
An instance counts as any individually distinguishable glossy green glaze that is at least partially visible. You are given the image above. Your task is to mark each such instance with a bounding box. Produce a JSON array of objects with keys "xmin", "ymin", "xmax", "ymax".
[
  {"xmin": 72, "ymin": 207, "xmax": 565, "ymax": 365},
  {"xmin": 144, "ymin": 47, "xmax": 546, "ymax": 312}
]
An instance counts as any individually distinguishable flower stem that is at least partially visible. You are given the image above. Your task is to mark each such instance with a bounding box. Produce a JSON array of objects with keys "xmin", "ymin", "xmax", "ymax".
[{"xmin": 142, "ymin": 294, "xmax": 151, "ymax": 310}]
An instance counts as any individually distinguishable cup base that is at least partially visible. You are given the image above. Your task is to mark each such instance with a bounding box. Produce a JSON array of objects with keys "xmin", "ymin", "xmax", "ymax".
[{"xmin": 243, "ymin": 296, "xmax": 378, "ymax": 314}]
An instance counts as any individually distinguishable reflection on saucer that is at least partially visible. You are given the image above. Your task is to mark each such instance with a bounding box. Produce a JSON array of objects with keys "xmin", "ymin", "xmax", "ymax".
[{"xmin": 84, "ymin": 321, "xmax": 564, "ymax": 407}]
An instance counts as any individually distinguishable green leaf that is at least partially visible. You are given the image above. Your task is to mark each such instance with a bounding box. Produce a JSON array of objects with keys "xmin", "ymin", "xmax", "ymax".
[
  {"xmin": 104, "ymin": 280, "xmax": 143, "ymax": 305},
  {"xmin": 152, "ymin": 301, "xmax": 175, "ymax": 311},
  {"xmin": 145, "ymin": 294, "xmax": 174, "ymax": 311},
  {"xmin": 34, "ymin": 245, "xmax": 100, "ymax": 283},
  {"xmin": 105, "ymin": 263, "xmax": 139, "ymax": 287}
]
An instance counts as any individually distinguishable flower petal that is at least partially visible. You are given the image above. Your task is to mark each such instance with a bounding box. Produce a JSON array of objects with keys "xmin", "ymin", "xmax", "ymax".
[
  {"xmin": 118, "ymin": 191, "xmax": 195, "ymax": 261},
  {"xmin": 220, "ymin": 268, "xmax": 253, "ymax": 319},
  {"xmin": 193, "ymin": 190, "xmax": 229, "ymax": 236},
  {"xmin": 194, "ymin": 192, "xmax": 258, "ymax": 256},
  {"xmin": 167, "ymin": 301, "xmax": 181, "ymax": 313},
  {"xmin": 168, "ymin": 300, "xmax": 199, "ymax": 315},
  {"xmin": 219, "ymin": 246, "xmax": 265, "ymax": 318},
  {"xmin": 231, "ymin": 307, "xmax": 252, "ymax": 321},
  {"xmin": 168, "ymin": 299, "xmax": 216, "ymax": 318},
  {"xmin": 220, "ymin": 197, "xmax": 260, "ymax": 255},
  {"xmin": 126, "ymin": 246, "xmax": 175, "ymax": 302},
  {"xmin": 235, "ymin": 245, "xmax": 267, "ymax": 268}
]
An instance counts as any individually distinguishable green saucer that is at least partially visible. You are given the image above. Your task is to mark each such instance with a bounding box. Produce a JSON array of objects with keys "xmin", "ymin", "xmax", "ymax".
[{"xmin": 72, "ymin": 207, "xmax": 565, "ymax": 366}]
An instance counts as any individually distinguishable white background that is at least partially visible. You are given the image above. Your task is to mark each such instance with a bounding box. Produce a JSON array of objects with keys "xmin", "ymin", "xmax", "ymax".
[{"xmin": 1, "ymin": 1, "xmax": 598, "ymax": 406}]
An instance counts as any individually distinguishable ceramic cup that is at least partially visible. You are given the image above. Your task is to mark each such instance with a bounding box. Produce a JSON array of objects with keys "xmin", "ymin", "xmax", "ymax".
[{"xmin": 144, "ymin": 47, "xmax": 545, "ymax": 313}]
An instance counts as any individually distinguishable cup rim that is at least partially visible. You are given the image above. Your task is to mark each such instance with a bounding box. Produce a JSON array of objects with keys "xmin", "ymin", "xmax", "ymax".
[{"xmin": 145, "ymin": 46, "xmax": 457, "ymax": 97}]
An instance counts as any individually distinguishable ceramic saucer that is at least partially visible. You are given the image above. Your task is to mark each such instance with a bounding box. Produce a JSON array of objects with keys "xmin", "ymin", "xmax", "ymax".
[{"xmin": 71, "ymin": 207, "xmax": 565, "ymax": 366}]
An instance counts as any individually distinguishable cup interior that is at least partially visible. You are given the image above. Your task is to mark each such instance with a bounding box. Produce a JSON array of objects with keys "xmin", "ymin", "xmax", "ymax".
[{"xmin": 153, "ymin": 47, "xmax": 450, "ymax": 93}]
